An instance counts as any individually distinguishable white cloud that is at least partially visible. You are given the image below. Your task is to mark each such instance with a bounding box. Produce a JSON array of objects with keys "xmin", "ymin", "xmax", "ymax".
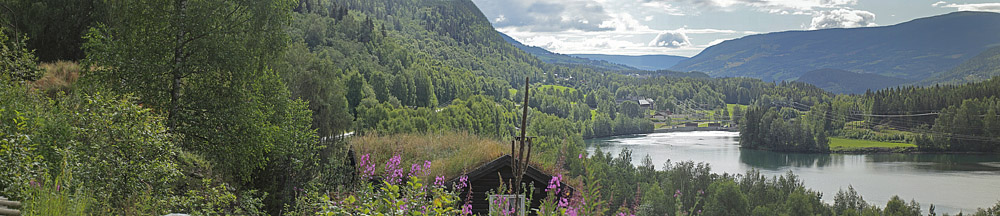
[
  {"xmin": 649, "ymin": 30, "xmax": 693, "ymax": 48},
  {"xmin": 640, "ymin": 1, "xmax": 687, "ymax": 16},
  {"xmin": 932, "ymin": 1, "xmax": 1000, "ymax": 13},
  {"xmin": 475, "ymin": 0, "xmax": 769, "ymax": 56},
  {"xmin": 495, "ymin": 14, "xmax": 507, "ymax": 23},
  {"xmin": 476, "ymin": 0, "xmax": 616, "ymax": 32},
  {"xmin": 809, "ymin": 9, "xmax": 877, "ymax": 29},
  {"xmin": 645, "ymin": 0, "xmax": 859, "ymax": 14}
]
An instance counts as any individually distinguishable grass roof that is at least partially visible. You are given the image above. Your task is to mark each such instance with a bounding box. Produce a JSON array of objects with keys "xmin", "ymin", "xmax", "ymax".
[{"xmin": 349, "ymin": 131, "xmax": 556, "ymax": 181}]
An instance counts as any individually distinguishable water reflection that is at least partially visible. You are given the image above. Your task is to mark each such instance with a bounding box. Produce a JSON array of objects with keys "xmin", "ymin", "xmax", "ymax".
[
  {"xmin": 738, "ymin": 149, "xmax": 837, "ymax": 170},
  {"xmin": 866, "ymin": 154, "xmax": 1000, "ymax": 172}
]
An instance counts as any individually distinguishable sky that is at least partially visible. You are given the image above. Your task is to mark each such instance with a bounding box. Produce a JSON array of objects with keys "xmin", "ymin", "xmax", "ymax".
[{"xmin": 471, "ymin": 0, "xmax": 1000, "ymax": 57}]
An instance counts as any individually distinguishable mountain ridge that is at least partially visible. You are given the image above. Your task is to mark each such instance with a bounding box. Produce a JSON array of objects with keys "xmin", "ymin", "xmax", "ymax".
[
  {"xmin": 569, "ymin": 54, "xmax": 688, "ymax": 70},
  {"xmin": 497, "ymin": 32, "xmax": 636, "ymax": 71},
  {"xmin": 671, "ymin": 11, "xmax": 1000, "ymax": 84}
]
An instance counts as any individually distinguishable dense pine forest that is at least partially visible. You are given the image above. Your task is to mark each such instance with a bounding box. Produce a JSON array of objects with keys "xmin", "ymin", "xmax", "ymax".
[{"xmin": 2, "ymin": 0, "xmax": 1000, "ymax": 215}]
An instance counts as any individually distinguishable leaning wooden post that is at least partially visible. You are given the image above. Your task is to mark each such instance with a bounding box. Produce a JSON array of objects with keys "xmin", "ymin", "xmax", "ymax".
[{"xmin": 510, "ymin": 77, "xmax": 534, "ymax": 215}]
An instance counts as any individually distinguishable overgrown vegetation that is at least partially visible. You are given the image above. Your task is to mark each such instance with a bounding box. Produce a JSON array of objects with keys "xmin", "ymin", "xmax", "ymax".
[{"xmin": 4, "ymin": 0, "xmax": 1000, "ymax": 215}]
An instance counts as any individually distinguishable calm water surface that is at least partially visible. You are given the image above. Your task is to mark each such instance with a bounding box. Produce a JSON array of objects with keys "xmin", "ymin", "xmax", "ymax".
[{"xmin": 586, "ymin": 131, "xmax": 1000, "ymax": 214}]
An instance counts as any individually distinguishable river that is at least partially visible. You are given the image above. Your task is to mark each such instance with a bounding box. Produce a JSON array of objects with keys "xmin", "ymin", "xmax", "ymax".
[{"xmin": 585, "ymin": 131, "xmax": 1000, "ymax": 214}]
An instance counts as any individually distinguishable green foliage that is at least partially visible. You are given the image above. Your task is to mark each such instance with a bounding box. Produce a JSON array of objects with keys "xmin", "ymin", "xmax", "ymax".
[
  {"xmin": 702, "ymin": 180, "xmax": 749, "ymax": 216},
  {"xmin": 920, "ymin": 97, "xmax": 1000, "ymax": 152},
  {"xmin": 82, "ymin": 0, "xmax": 315, "ymax": 185},
  {"xmin": 172, "ymin": 179, "xmax": 266, "ymax": 215},
  {"xmin": 0, "ymin": 26, "xmax": 41, "ymax": 82},
  {"xmin": 619, "ymin": 101, "xmax": 642, "ymax": 118},
  {"xmin": 65, "ymin": 93, "xmax": 181, "ymax": 214},
  {"xmin": 883, "ymin": 196, "xmax": 921, "ymax": 216},
  {"xmin": 0, "ymin": 0, "xmax": 108, "ymax": 61},
  {"xmin": 20, "ymin": 159, "xmax": 90, "ymax": 216},
  {"xmin": 740, "ymin": 105, "xmax": 829, "ymax": 152},
  {"xmin": 0, "ymin": 84, "xmax": 50, "ymax": 199}
]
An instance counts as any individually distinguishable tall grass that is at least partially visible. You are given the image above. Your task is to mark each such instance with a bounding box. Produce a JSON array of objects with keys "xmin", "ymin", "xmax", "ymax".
[
  {"xmin": 21, "ymin": 164, "xmax": 91, "ymax": 216},
  {"xmin": 30, "ymin": 61, "xmax": 80, "ymax": 96},
  {"xmin": 351, "ymin": 131, "xmax": 551, "ymax": 181}
]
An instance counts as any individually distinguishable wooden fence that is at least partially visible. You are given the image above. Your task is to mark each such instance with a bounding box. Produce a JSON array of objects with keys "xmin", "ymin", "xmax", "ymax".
[{"xmin": 0, "ymin": 196, "xmax": 19, "ymax": 216}]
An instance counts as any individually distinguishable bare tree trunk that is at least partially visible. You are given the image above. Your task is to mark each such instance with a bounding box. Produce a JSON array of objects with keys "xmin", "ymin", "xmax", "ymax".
[{"xmin": 169, "ymin": 0, "xmax": 187, "ymax": 131}]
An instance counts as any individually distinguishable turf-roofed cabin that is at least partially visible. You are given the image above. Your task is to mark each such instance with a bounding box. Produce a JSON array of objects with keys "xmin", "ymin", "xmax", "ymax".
[{"xmin": 448, "ymin": 155, "xmax": 574, "ymax": 216}]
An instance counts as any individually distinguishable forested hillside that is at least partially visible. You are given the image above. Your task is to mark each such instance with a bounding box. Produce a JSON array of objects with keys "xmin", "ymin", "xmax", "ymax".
[
  {"xmin": 796, "ymin": 69, "xmax": 908, "ymax": 94},
  {"xmin": 671, "ymin": 11, "xmax": 1000, "ymax": 83},
  {"xmin": 919, "ymin": 46, "xmax": 1000, "ymax": 86}
]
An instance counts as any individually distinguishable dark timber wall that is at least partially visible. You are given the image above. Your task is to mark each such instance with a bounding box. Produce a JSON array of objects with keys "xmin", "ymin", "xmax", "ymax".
[{"xmin": 448, "ymin": 155, "xmax": 573, "ymax": 215}]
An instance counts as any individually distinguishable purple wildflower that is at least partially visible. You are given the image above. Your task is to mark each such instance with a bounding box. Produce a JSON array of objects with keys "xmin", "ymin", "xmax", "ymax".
[
  {"xmin": 434, "ymin": 176, "xmax": 445, "ymax": 187},
  {"xmin": 359, "ymin": 154, "xmax": 377, "ymax": 179},
  {"xmin": 457, "ymin": 175, "xmax": 469, "ymax": 190},
  {"xmin": 461, "ymin": 203, "xmax": 473, "ymax": 215},
  {"xmin": 546, "ymin": 174, "xmax": 562, "ymax": 193},
  {"xmin": 409, "ymin": 163, "xmax": 422, "ymax": 178},
  {"xmin": 385, "ymin": 154, "xmax": 404, "ymax": 184},
  {"xmin": 422, "ymin": 160, "xmax": 432, "ymax": 175}
]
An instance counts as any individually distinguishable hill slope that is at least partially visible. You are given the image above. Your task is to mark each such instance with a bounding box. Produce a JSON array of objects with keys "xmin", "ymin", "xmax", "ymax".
[
  {"xmin": 570, "ymin": 54, "xmax": 688, "ymax": 70},
  {"xmin": 918, "ymin": 46, "xmax": 1000, "ymax": 86},
  {"xmin": 795, "ymin": 69, "xmax": 908, "ymax": 94},
  {"xmin": 671, "ymin": 11, "xmax": 1000, "ymax": 82},
  {"xmin": 498, "ymin": 32, "xmax": 635, "ymax": 70}
]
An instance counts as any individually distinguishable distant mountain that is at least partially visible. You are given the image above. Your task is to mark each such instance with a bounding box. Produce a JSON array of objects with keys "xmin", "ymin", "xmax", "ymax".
[
  {"xmin": 671, "ymin": 11, "xmax": 1000, "ymax": 83},
  {"xmin": 498, "ymin": 32, "xmax": 636, "ymax": 70},
  {"xmin": 918, "ymin": 46, "xmax": 1000, "ymax": 86},
  {"xmin": 569, "ymin": 54, "xmax": 688, "ymax": 70},
  {"xmin": 795, "ymin": 69, "xmax": 908, "ymax": 94}
]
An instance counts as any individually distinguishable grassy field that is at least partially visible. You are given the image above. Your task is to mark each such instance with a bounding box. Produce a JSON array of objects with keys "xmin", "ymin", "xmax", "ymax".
[
  {"xmin": 539, "ymin": 84, "xmax": 577, "ymax": 92},
  {"xmin": 726, "ymin": 104, "xmax": 748, "ymax": 119},
  {"xmin": 829, "ymin": 137, "xmax": 916, "ymax": 151}
]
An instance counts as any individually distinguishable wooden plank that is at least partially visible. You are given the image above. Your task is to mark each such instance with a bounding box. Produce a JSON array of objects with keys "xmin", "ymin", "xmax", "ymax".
[
  {"xmin": 0, "ymin": 207, "xmax": 19, "ymax": 216},
  {"xmin": 0, "ymin": 200, "xmax": 19, "ymax": 208}
]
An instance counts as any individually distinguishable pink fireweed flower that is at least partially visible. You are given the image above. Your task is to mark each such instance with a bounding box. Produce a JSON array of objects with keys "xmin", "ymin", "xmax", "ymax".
[
  {"xmin": 461, "ymin": 203, "xmax": 473, "ymax": 215},
  {"xmin": 579, "ymin": 153, "xmax": 583, "ymax": 159},
  {"xmin": 457, "ymin": 175, "xmax": 469, "ymax": 190},
  {"xmin": 385, "ymin": 154, "xmax": 404, "ymax": 184},
  {"xmin": 422, "ymin": 160, "xmax": 432, "ymax": 176},
  {"xmin": 359, "ymin": 154, "xmax": 377, "ymax": 179},
  {"xmin": 546, "ymin": 174, "xmax": 562, "ymax": 193},
  {"xmin": 434, "ymin": 176, "xmax": 446, "ymax": 187},
  {"xmin": 674, "ymin": 190, "xmax": 682, "ymax": 198},
  {"xmin": 409, "ymin": 163, "xmax": 422, "ymax": 177}
]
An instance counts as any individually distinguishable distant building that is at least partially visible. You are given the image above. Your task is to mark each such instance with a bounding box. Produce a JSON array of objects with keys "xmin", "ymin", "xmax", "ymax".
[
  {"xmin": 638, "ymin": 98, "xmax": 655, "ymax": 112},
  {"xmin": 653, "ymin": 112, "xmax": 668, "ymax": 121}
]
